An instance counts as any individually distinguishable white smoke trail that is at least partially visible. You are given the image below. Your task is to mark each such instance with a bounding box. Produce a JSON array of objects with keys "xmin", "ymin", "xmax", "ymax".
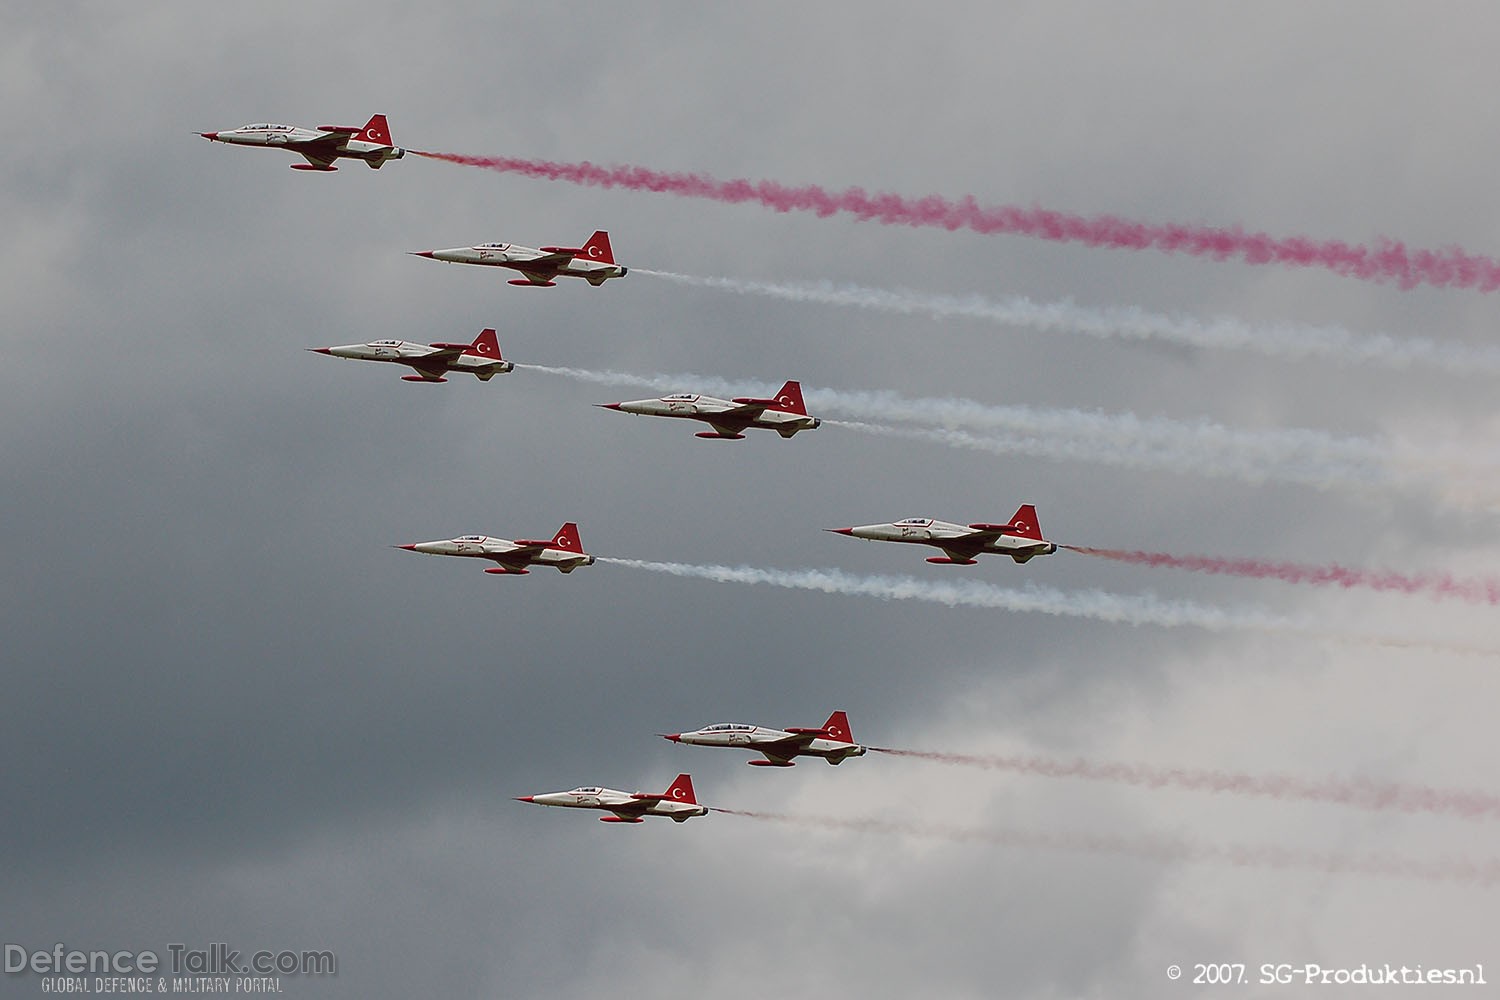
[
  {"xmin": 634, "ymin": 270, "xmax": 1500, "ymax": 376},
  {"xmin": 595, "ymin": 558, "xmax": 1500, "ymax": 655},
  {"xmin": 516, "ymin": 363, "xmax": 1457, "ymax": 493}
]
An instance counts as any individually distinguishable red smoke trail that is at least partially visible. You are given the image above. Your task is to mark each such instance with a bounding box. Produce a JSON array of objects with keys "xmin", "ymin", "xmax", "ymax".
[
  {"xmin": 412, "ymin": 151, "xmax": 1500, "ymax": 292},
  {"xmin": 1062, "ymin": 545, "xmax": 1500, "ymax": 606},
  {"xmin": 867, "ymin": 748, "xmax": 1500, "ymax": 821},
  {"xmin": 713, "ymin": 808, "xmax": 1500, "ymax": 886}
]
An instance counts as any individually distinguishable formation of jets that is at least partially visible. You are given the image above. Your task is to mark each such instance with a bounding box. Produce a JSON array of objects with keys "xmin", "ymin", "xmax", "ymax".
[
  {"xmin": 598, "ymin": 380, "xmax": 821, "ymax": 439},
  {"xmin": 411, "ymin": 231, "xmax": 628, "ymax": 287},
  {"xmin": 515, "ymin": 773, "xmax": 708, "ymax": 823},
  {"xmin": 829, "ymin": 505, "xmax": 1056, "ymax": 565},
  {"xmin": 664, "ymin": 711, "xmax": 865, "ymax": 767},
  {"xmin": 201, "ymin": 116, "xmax": 1061, "ymax": 827},
  {"xmin": 397, "ymin": 522, "xmax": 594, "ymax": 575},
  {"xmin": 200, "ymin": 115, "xmax": 404, "ymax": 171},
  {"xmin": 308, "ymin": 328, "xmax": 512, "ymax": 382}
]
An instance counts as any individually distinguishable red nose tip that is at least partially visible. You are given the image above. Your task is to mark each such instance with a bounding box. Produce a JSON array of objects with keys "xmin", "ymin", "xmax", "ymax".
[
  {"xmin": 395, "ymin": 544, "xmax": 418, "ymax": 550},
  {"xmin": 200, "ymin": 132, "xmax": 219, "ymax": 140},
  {"xmin": 307, "ymin": 347, "xmax": 333, "ymax": 354},
  {"xmin": 595, "ymin": 403, "xmax": 623, "ymax": 410},
  {"xmin": 660, "ymin": 733, "xmax": 681, "ymax": 743},
  {"xmin": 409, "ymin": 251, "xmax": 436, "ymax": 258},
  {"xmin": 826, "ymin": 528, "xmax": 855, "ymax": 535},
  {"xmin": 514, "ymin": 796, "xmax": 535, "ymax": 803}
]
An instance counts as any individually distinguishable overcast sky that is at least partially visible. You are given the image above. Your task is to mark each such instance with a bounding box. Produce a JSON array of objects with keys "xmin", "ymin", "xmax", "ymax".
[{"xmin": 4, "ymin": 3, "xmax": 1498, "ymax": 997}]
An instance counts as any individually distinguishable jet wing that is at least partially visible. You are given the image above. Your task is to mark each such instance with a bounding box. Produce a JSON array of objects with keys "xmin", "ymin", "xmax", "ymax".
[
  {"xmin": 965, "ymin": 522, "xmax": 1032, "ymax": 538},
  {"xmin": 487, "ymin": 542, "xmax": 549, "ymax": 571},
  {"xmin": 295, "ymin": 148, "xmax": 340, "ymax": 170},
  {"xmin": 527, "ymin": 251, "xmax": 576, "ymax": 268},
  {"xmin": 416, "ymin": 346, "xmax": 465, "ymax": 366},
  {"xmin": 717, "ymin": 401, "xmax": 770, "ymax": 421}
]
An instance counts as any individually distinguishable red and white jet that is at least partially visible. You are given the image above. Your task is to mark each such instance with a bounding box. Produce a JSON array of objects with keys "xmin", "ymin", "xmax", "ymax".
[
  {"xmin": 396, "ymin": 522, "xmax": 594, "ymax": 575},
  {"xmin": 515, "ymin": 773, "xmax": 708, "ymax": 823},
  {"xmin": 663, "ymin": 711, "xmax": 865, "ymax": 767},
  {"xmin": 410, "ymin": 231, "xmax": 627, "ymax": 286},
  {"xmin": 199, "ymin": 115, "xmax": 404, "ymax": 171},
  {"xmin": 598, "ymin": 380, "xmax": 821, "ymax": 440},
  {"xmin": 307, "ymin": 328, "xmax": 513, "ymax": 383},
  {"xmin": 829, "ymin": 505, "xmax": 1057, "ymax": 565}
]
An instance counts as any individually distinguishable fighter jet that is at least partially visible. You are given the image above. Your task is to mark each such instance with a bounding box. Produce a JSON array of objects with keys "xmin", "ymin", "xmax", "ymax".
[
  {"xmin": 515, "ymin": 773, "xmax": 708, "ymax": 823},
  {"xmin": 409, "ymin": 231, "xmax": 627, "ymax": 286},
  {"xmin": 598, "ymin": 380, "xmax": 821, "ymax": 440},
  {"xmin": 396, "ymin": 522, "xmax": 594, "ymax": 575},
  {"xmin": 199, "ymin": 115, "xmax": 404, "ymax": 171},
  {"xmin": 663, "ymin": 711, "xmax": 865, "ymax": 767},
  {"xmin": 307, "ymin": 328, "xmax": 513, "ymax": 383},
  {"xmin": 828, "ymin": 504, "xmax": 1057, "ymax": 565}
]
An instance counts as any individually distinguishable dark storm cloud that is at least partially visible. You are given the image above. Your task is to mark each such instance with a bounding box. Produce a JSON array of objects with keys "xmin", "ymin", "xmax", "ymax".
[{"xmin": 4, "ymin": 3, "xmax": 1499, "ymax": 997}]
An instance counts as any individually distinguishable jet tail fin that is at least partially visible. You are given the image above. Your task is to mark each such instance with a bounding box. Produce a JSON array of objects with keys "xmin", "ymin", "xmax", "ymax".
[
  {"xmin": 821, "ymin": 710, "xmax": 853, "ymax": 744},
  {"xmin": 580, "ymin": 230, "xmax": 615, "ymax": 264},
  {"xmin": 663, "ymin": 773, "xmax": 697, "ymax": 804},
  {"xmin": 1005, "ymin": 504, "xmax": 1043, "ymax": 541},
  {"xmin": 549, "ymin": 522, "xmax": 583, "ymax": 552},
  {"xmin": 355, "ymin": 114, "xmax": 393, "ymax": 146},
  {"xmin": 466, "ymin": 328, "xmax": 502, "ymax": 359},
  {"xmin": 771, "ymin": 380, "xmax": 807, "ymax": 415}
]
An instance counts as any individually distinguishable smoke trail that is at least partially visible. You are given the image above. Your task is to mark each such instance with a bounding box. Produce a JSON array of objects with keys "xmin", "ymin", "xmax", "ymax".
[
  {"xmin": 412, "ymin": 151, "xmax": 1500, "ymax": 292},
  {"xmin": 712, "ymin": 809, "xmax": 1500, "ymax": 887},
  {"xmin": 634, "ymin": 270, "xmax": 1500, "ymax": 377},
  {"xmin": 826, "ymin": 420, "xmax": 1390, "ymax": 492},
  {"xmin": 1064, "ymin": 545, "xmax": 1500, "ymax": 606},
  {"xmin": 516, "ymin": 363, "xmax": 1411, "ymax": 492},
  {"xmin": 595, "ymin": 558, "xmax": 1499, "ymax": 655},
  {"xmin": 867, "ymin": 748, "xmax": 1500, "ymax": 821}
]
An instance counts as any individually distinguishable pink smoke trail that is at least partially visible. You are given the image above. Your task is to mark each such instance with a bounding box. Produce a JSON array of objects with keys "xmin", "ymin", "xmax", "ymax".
[
  {"xmin": 867, "ymin": 748, "xmax": 1500, "ymax": 821},
  {"xmin": 1062, "ymin": 545, "xmax": 1500, "ymax": 606},
  {"xmin": 713, "ymin": 809, "xmax": 1500, "ymax": 887},
  {"xmin": 412, "ymin": 151, "xmax": 1500, "ymax": 292}
]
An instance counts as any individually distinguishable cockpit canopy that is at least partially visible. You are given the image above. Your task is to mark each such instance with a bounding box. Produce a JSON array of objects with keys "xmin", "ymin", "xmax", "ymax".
[
  {"xmin": 896, "ymin": 517, "xmax": 933, "ymax": 526},
  {"xmin": 242, "ymin": 124, "xmax": 292, "ymax": 131},
  {"xmin": 455, "ymin": 535, "xmax": 486, "ymax": 542},
  {"xmin": 704, "ymin": 723, "xmax": 754, "ymax": 732},
  {"xmin": 662, "ymin": 394, "xmax": 700, "ymax": 402},
  {"xmin": 570, "ymin": 786, "xmax": 603, "ymax": 795},
  {"xmin": 474, "ymin": 243, "xmax": 511, "ymax": 250}
]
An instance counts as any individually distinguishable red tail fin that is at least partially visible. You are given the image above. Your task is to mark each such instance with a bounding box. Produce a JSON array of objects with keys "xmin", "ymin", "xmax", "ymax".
[
  {"xmin": 355, "ymin": 114, "xmax": 392, "ymax": 146},
  {"xmin": 821, "ymin": 711, "xmax": 852, "ymax": 743},
  {"xmin": 549, "ymin": 522, "xmax": 583, "ymax": 552},
  {"xmin": 1006, "ymin": 504, "xmax": 1043, "ymax": 541},
  {"xmin": 466, "ymin": 328, "xmax": 502, "ymax": 358},
  {"xmin": 579, "ymin": 231, "xmax": 614, "ymax": 264},
  {"xmin": 771, "ymin": 380, "xmax": 807, "ymax": 414},
  {"xmin": 664, "ymin": 773, "xmax": 697, "ymax": 804}
]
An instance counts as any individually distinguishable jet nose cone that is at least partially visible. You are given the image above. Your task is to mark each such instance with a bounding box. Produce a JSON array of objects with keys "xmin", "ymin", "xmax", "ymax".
[
  {"xmin": 394, "ymin": 544, "xmax": 419, "ymax": 551},
  {"xmin": 826, "ymin": 528, "xmax": 855, "ymax": 535},
  {"xmin": 595, "ymin": 403, "xmax": 623, "ymax": 410},
  {"xmin": 408, "ymin": 251, "xmax": 436, "ymax": 258},
  {"xmin": 200, "ymin": 132, "xmax": 219, "ymax": 140},
  {"xmin": 307, "ymin": 348, "xmax": 333, "ymax": 355},
  {"xmin": 514, "ymin": 796, "xmax": 536, "ymax": 803},
  {"xmin": 660, "ymin": 733, "xmax": 682, "ymax": 743}
]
